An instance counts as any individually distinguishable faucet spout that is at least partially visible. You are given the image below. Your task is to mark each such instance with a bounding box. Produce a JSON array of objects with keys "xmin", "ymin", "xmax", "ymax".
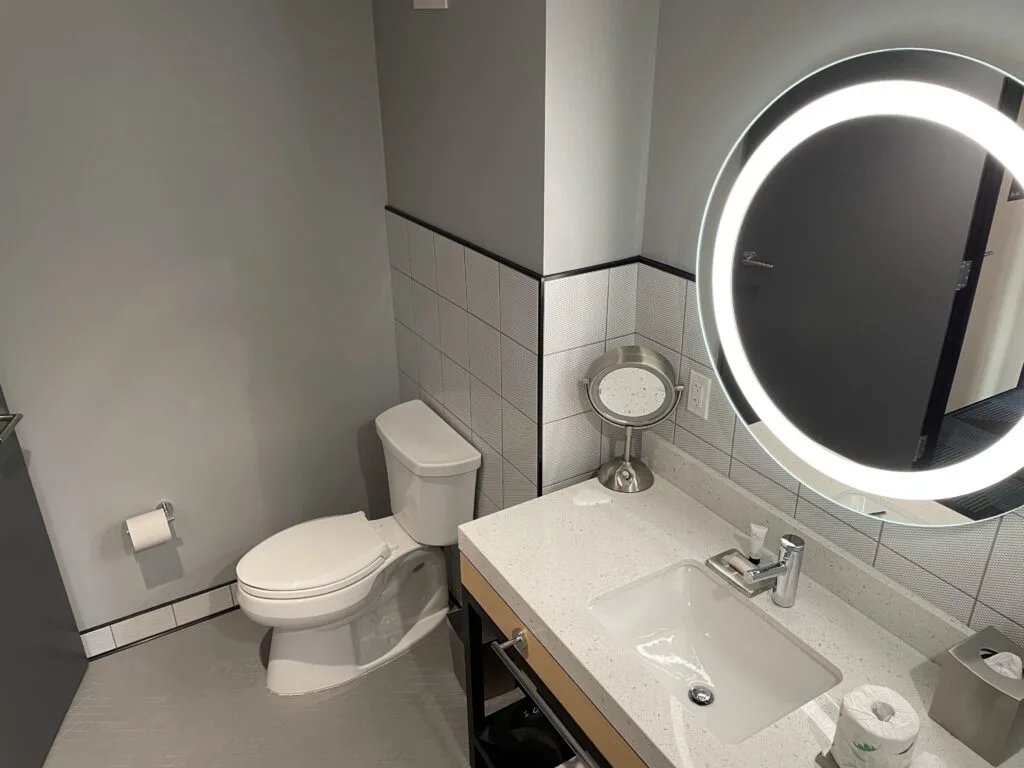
[
  {"xmin": 742, "ymin": 534, "xmax": 805, "ymax": 608},
  {"xmin": 742, "ymin": 559, "xmax": 789, "ymax": 585}
]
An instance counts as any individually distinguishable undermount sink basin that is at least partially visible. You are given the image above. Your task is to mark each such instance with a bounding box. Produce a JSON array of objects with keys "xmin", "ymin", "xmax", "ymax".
[{"xmin": 589, "ymin": 561, "xmax": 841, "ymax": 743}]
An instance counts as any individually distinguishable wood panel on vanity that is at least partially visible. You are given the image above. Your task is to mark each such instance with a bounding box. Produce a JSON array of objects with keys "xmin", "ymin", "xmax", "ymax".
[{"xmin": 460, "ymin": 554, "xmax": 647, "ymax": 768}]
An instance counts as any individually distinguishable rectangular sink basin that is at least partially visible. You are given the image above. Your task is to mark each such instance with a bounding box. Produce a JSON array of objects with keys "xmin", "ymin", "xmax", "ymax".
[{"xmin": 589, "ymin": 561, "xmax": 841, "ymax": 743}]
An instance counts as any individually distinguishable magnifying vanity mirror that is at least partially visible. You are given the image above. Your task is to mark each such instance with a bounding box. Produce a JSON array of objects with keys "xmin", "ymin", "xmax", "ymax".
[
  {"xmin": 698, "ymin": 48, "xmax": 1024, "ymax": 527},
  {"xmin": 582, "ymin": 346, "xmax": 683, "ymax": 493}
]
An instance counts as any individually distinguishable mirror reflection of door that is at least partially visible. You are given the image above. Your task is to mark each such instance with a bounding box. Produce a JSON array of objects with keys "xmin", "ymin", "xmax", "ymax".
[{"xmin": 733, "ymin": 51, "xmax": 1023, "ymax": 487}]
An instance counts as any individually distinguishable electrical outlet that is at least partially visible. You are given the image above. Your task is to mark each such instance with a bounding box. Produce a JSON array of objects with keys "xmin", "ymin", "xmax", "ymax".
[{"xmin": 687, "ymin": 370, "xmax": 711, "ymax": 420}]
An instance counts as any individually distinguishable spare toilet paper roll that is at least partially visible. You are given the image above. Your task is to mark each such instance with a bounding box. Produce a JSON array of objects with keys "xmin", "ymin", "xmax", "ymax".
[
  {"xmin": 830, "ymin": 685, "xmax": 920, "ymax": 768},
  {"xmin": 125, "ymin": 509, "xmax": 173, "ymax": 552}
]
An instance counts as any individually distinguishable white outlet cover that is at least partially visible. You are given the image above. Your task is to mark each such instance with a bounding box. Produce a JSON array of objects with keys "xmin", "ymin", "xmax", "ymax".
[
  {"xmin": 687, "ymin": 370, "xmax": 711, "ymax": 420},
  {"xmin": 413, "ymin": 0, "xmax": 448, "ymax": 8}
]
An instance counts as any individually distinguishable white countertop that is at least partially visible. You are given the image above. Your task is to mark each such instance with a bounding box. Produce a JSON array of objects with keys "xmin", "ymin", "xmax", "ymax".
[{"xmin": 458, "ymin": 476, "xmax": 1013, "ymax": 768}]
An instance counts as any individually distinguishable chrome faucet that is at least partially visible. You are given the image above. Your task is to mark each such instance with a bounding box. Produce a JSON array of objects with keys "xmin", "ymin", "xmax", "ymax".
[{"xmin": 742, "ymin": 534, "xmax": 805, "ymax": 608}]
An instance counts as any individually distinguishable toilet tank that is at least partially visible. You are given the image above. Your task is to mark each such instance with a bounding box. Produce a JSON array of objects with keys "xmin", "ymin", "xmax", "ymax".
[{"xmin": 375, "ymin": 401, "xmax": 482, "ymax": 546}]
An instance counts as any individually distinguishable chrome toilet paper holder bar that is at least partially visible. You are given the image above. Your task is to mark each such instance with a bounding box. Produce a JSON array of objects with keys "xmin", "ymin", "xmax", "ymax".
[{"xmin": 122, "ymin": 500, "xmax": 175, "ymax": 536}]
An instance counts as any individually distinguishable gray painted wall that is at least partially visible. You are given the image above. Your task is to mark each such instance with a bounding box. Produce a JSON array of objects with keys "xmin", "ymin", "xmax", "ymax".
[
  {"xmin": 543, "ymin": 0, "xmax": 660, "ymax": 274},
  {"xmin": 643, "ymin": 0, "xmax": 1024, "ymax": 272},
  {"xmin": 0, "ymin": 0, "xmax": 397, "ymax": 629},
  {"xmin": 374, "ymin": 0, "xmax": 547, "ymax": 274}
]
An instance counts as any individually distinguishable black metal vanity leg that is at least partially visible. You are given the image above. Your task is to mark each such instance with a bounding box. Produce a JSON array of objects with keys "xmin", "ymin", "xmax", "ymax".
[{"xmin": 462, "ymin": 597, "xmax": 486, "ymax": 765}]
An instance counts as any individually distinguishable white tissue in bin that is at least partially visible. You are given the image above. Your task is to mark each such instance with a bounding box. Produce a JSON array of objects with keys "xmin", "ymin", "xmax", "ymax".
[
  {"xmin": 984, "ymin": 650, "xmax": 1024, "ymax": 680},
  {"xmin": 831, "ymin": 685, "xmax": 920, "ymax": 768}
]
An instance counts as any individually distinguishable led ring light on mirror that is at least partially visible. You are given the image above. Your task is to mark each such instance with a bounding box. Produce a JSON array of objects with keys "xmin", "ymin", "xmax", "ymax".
[{"xmin": 709, "ymin": 79, "xmax": 1024, "ymax": 502}]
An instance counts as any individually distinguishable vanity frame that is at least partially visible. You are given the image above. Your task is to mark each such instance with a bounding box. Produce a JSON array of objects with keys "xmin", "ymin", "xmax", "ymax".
[{"xmin": 460, "ymin": 554, "xmax": 648, "ymax": 768}]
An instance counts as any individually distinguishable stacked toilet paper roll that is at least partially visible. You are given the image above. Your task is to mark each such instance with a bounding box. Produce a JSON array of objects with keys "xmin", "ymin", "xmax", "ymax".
[{"xmin": 830, "ymin": 685, "xmax": 920, "ymax": 768}]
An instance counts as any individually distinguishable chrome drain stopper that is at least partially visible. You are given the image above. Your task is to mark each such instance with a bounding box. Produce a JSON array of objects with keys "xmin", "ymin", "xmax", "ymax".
[{"xmin": 688, "ymin": 685, "xmax": 714, "ymax": 707}]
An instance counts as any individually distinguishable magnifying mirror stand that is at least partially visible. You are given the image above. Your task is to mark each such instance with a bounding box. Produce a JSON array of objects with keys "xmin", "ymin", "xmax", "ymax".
[{"xmin": 597, "ymin": 425, "xmax": 655, "ymax": 493}]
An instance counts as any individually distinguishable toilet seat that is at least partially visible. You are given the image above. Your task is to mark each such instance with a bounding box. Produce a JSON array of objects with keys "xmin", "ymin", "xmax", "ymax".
[{"xmin": 236, "ymin": 513, "xmax": 389, "ymax": 600}]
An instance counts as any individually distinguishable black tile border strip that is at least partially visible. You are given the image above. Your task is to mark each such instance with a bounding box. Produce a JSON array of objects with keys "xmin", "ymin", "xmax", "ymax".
[
  {"xmin": 385, "ymin": 205, "xmax": 543, "ymax": 281},
  {"xmin": 86, "ymin": 605, "xmax": 240, "ymax": 662},
  {"xmin": 79, "ymin": 578, "xmax": 238, "ymax": 635},
  {"xmin": 541, "ymin": 255, "xmax": 696, "ymax": 283}
]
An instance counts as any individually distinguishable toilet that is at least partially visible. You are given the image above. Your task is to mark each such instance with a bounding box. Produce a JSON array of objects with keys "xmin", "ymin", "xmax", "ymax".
[{"xmin": 235, "ymin": 400, "xmax": 481, "ymax": 695}]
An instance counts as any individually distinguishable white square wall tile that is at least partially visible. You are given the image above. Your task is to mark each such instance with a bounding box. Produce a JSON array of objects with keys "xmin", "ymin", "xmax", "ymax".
[
  {"xmin": 390, "ymin": 268, "xmax": 415, "ymax": 328},
  {"xmin": 542, "ymin": 412, "xmax": 603, "ymax": 486},
  {"xmin": 470, "ymin": 377, "xmax": 503, "ymax": 452},
  {"xmin": 417, "ymin": 338, "xmax": 443, "ymax": 399},
  {"xmin": 472, "ymin": 432, "xmax": 503, "ymax": 507},
  {"xmin": 637, "ymin": 263, "xmax": 686, "ymax": 352},
  {"xmin": 398, "ymin": 372, "xmax": 418, "ymax": 403},
  {"xmin": 543, "ymin": 471, "xmax": 597, "ymax": 494},
  {"xmin": 881, "ymin": 517, "xmax": 998, "ymax": 596},
  {"xmin": 468, "ymin": 315, "xmax": 501, "ymax": 392},
  {"xmin": 408, "ymin": 222, "xmax": 436, "ymax": 289},
  {"xmin": 438, "ymin": 298, "xmax": 469, "ymax": 367},
  {"xmin": 81, "ymin": 626, "xmax": 116, "ymax": 658},
  {"xmin": 385, "ymin": 210, "xmax": 410, "ymax": 275},
  {"xmin": 798, "ymin": 485, "xmax": 882, "ymax": 540},
  {"xmin": 501, "ymin": 335, "xmax": 538, "ymax": 419},
  {"xmin": 601, "ymin": 419, "xmax": 641, "ymax": 464},
  {"xmin": 543, "ymin": 271, "xmax": 609, "ymax": 354},
  {"xmin": 111, "ymin": 606, "xmax": 176, "ymax": 647},
  {"xmin": 466, "ymin": 248, "xmax": 500, "ymax": 326},
  {"xmin": 971, "ymin": 602, "xmax": 1024, "ymax": 649},
  {"xmin": 607, "ymin": 264, "xmax": 638, "ymax": 338},
  {"xmin": 542, "ymin": 341, "xmax": 605, "ymax": 424},
  {"xmin": 412, "ymin": 282, "xmax": 440, "ymax": 347},
  {"xmin": 172, "ymin": 586, "xmax": 234, "ymax": 626},
  {"xmin": 795, "ymin": 499, "xmax": 877, "ymax": 564},
  {"xmin": 978, "ymin": 513, "xmax": 1024, "ymax": 622},
  {"xmin": 395, "ymin": 323, "xmax": 419, "ymax": 381},
  {"xmin": 729, "ymin": 461, "xmax": 797, "ymax": 516},
  {"xmin": 682, "ymin": 279, "xmax": 713, "ymax": 368},
  {"xmin": 502, "ymin": 461, "xmax": 537, "ymax": 508},
  {"xmin": 675, "ymin": 354, "xmax": 735, "ymax": 453},
  {"xmin": 731, "ymin": 423, "xmax": 798, "ymax": 492},
  {"xmin": 442, "ymin": 356, "xmax": 471, "ymax": 425},
  {"xmin": 674, "ymin": 427, "xmax": 731, "ymax": 476},
  {"xmin": 502, "ymin": 401, "xmax": 538, "ymax": 484},
  {"xmin": 500, "ymin": 266, "xmax": 539, "ymax": 353},
  {"xmin": 434, "ymin": 235, "xmax": 467, "ymax": 308},
  {"xmin": 476, "ymin": 494, "xmax": 500, "ymax": 517},
  {"xmin": 875, "ymin": 547, "xmax": 974, "ymax": 624},
  {"xmin": 420, "ymin": 388, "xmax": 443, "ymax": 415}
]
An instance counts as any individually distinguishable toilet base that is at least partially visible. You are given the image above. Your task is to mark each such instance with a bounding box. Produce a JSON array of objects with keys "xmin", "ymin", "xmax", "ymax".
[{"xmin": 264, "ymin": 547, "xmax": 449, "ymax": 695}]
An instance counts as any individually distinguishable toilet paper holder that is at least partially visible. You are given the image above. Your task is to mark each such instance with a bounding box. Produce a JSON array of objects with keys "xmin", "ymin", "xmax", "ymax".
[{"xmin": 122, "ymin": 500, "xmax": 174, "ymax": 537}]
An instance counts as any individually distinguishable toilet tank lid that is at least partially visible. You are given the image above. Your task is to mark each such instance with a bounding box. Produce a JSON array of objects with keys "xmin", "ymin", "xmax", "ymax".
[{"xmin": 376, "ymin": 400, "xmax": 482, "ymax": 477}]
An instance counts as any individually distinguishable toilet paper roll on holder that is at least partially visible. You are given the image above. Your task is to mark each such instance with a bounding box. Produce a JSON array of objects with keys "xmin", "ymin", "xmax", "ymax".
[{"xmin": 123, "ymin": 500, "xmax": 175, "ymax": 537}]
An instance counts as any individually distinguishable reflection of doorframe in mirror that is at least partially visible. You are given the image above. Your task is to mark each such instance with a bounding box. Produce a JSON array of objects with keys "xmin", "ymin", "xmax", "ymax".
[
  {"xmin": 697, "ymin": 48, "xmax": 1024, "ymax": 518},
  {"xmin": 918, "ymin": 77, "xmax": 1024, "ymax": 468}
]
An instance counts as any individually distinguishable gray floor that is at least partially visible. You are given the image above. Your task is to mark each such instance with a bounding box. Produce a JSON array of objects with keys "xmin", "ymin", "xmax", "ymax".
[{"xmin": 45, "ymin": 611, "xmax": 471, "ymax": 768}]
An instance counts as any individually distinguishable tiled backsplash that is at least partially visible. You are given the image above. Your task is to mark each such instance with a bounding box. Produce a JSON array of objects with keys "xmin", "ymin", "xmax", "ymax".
[
  {"xmin": 386, "ymin": 214, "xmax": 1024, "ymax": 647},
  {"xmin": 385, "ymin": 209, "xmax": 540, "ymax": 515},
  {"xmin": 623, "ymin": 262, "xmax": 1024, "ymax": 648}
]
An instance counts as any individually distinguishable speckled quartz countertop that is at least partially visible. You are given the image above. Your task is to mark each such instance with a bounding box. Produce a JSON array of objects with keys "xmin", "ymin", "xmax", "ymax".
[{"xmin": 458, "ymin": 476, "xmax": 1015, "ymax": 768}]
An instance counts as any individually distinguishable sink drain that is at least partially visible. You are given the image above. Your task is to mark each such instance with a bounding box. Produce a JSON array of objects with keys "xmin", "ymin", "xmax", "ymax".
[{"xmin": 688, "ymin": 684, "xmax": 715, "ymax": 707}]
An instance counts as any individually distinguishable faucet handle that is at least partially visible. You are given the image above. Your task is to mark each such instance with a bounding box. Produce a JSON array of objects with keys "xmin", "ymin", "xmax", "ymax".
[{"xmin": 780, "ymin": 533, "xmax": 805, "ymax": 555}]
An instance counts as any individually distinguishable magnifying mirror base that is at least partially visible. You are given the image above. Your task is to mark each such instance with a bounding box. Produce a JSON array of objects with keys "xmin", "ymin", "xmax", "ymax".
[{"xmin": 598, "ymin": 456, "xmax": 654, "ymax": 494}]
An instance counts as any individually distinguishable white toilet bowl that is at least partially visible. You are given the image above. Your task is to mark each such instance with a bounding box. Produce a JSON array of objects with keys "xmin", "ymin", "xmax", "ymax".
[{"xmin": 236, "ymin": 400, "xmax": 480, "ymax": 695}]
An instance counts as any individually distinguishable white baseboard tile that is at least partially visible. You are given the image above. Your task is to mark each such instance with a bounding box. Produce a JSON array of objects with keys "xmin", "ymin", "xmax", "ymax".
[
  {"xmin": 172, "ymin": 585, "xmax": 234, "ymax": 626},
  {"xmin": 81, "ymin": 626, "xmax": 116, "ymax": 657},
  {"xmin": 82, "ymin": 581, "xmax": 240, "ymax": 658}
]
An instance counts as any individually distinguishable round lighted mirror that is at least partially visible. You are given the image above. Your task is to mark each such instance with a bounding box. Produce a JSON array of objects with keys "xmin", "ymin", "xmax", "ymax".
[
  {"xmin": 697, "ymin": 49, "xmax": 1024, "ymax": 526},
  {"xmin": 583, "ymin": 346, "xmax": 681, "ymax": 493}
]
